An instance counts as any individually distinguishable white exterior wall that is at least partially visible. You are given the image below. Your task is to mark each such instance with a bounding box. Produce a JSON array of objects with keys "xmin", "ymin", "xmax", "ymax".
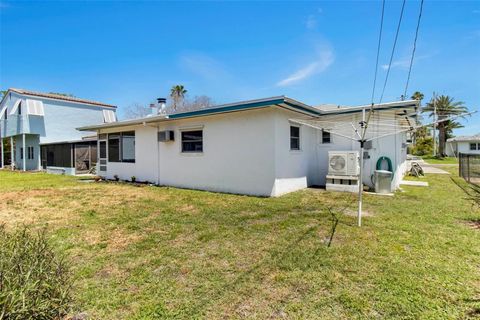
[
  {"xmin": 272, "ymin": 110, "xmax": 318, "ymax": 195},
  {"xmin": 97, "ymin": 107, "xmax": 410, "ymax": 197},
  {"xmin": 101, "ymin": 108, "xmax": 277, "ymax": 196},
  {"xmin": 455, "ymin": 141, "xmax": 480, "ymax": 155}
]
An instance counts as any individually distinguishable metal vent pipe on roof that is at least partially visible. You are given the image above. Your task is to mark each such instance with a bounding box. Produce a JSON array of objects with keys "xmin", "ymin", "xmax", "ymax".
[{"xmin": 151, "ymin": 98, "xmax": 167, "ymax": 115}]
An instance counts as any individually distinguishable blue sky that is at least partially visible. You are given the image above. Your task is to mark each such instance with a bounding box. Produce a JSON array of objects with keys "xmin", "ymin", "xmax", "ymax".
[{"xmin": 1, "ymin": 1, "xmax": 479, "ymax": 134}]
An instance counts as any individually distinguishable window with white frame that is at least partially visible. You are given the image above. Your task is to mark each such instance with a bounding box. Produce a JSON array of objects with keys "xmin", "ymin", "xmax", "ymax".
[
  {"xmin": 26, "ymin": 99, "xmax": 45, "ymax": 116},
  {"xmin": 322, "ymin": 130, "xmax": 331, "ymax": 144},
  {"xmin": 290, "ymin": 126, "xmax": 300, "ymax": 150},
  {"xmin": 181, "ymin": 130, "xmax": 203, "ymax": 153},
  {"xmin": 471, "ymin": 143, "xmax": 478, "ymax": 151},
  {"xmin": 121, "ymin": 132, "xmax": 135, "ymax": 162},
  {"xmin": 103, "ymin": 109, "xmax": 116, "ymax": 123},
  {"xmin": 108, "ymin": 131, "xmax": 135, "ymax": 162}
]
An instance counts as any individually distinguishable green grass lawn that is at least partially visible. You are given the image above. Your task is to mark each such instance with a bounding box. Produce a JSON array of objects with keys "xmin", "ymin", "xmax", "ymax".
[
  {"xmin": 0, "ymin": 169, "xmax": 479, "ymax": 319},
  {"xmin": 422, "ymin": 155, "xmax": 459, "ymax": 165}
]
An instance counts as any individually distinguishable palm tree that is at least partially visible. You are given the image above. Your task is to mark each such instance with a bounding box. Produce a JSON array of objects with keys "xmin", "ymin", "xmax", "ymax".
[
  {"xmin": 423, "ymin": 95, "xmax": 468, "ymax": 156},
  {"xmin": 445, "ymin": 120, "xmax": 464, "ymax": 140},
  {"xmin": 170, "ymin": 85, "xmax": 187, "ymax": 111},
  {"xmin": 411, "ymin": 91, "xmax": 424, "ymax": 102}
]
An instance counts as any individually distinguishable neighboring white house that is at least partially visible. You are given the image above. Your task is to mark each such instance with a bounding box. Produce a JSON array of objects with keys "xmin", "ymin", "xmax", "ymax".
[
  {"xmin": 0, "ymin": 88, "xmax": 117, "ymax": 174},
  {"xmin": 446, "ymin": 134, "xmax": 480, "ymax": 157},
  {"xmin": 78, "ymin": 96, "xmax": 418, "ymax": 197}
]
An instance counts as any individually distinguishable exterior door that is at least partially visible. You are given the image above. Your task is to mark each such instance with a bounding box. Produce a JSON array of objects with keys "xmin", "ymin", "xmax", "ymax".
[{"xmin": 98, "ymin": 139, "xmax": 107, "ymax": 174}]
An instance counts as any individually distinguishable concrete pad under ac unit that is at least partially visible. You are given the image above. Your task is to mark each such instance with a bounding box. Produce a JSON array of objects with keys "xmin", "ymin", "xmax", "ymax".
[{"xmin": 325, "ymin": 174, "xmax": 360, "ymax": 193}]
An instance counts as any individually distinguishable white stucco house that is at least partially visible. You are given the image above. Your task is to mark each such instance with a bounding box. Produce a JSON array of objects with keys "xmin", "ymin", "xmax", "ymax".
[
  {"xmin": 78, "ymin": 96, "xmax": 419, "ymax": 197},
  {"xmin": 446, "ymin": 134, "xmax": 480, "ymax": 157}
]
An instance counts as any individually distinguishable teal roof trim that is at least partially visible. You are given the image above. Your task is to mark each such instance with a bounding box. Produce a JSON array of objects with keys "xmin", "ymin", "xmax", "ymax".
[{"xmin": 168, "ymin": 98, "xmax": 317, "ymax": 119}]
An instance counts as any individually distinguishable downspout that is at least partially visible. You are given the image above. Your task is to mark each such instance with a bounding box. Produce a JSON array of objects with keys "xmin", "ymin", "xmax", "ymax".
[
  {"xmin": 22, "ymin": 134, "xmax": 26, "ymax": 171},
  {"xmin": 10, "ymin": 136, "xmax": 14, "ymax": 170},
  {"xmin": 157, "ymin": 124, "xmax": 160, "ymax": 185}
]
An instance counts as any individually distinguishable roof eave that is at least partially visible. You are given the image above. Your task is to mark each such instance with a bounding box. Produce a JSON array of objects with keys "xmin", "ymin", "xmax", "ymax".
[{"xmin": 4, "ymin": 88, "xmax": 117, "ymax": 109}]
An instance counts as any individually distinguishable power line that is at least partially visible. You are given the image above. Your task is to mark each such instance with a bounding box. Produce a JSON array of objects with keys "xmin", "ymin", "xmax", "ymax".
[
  {"xmin": 379, "ymin": 0, "xmax": 407, "ymax": 103},
  {"xmin": 371, "ymin": 0, "xmax": 386, "ymax": 105},
  {"xmin": 403, "ymin": 0, "xmax": 424, "ymax": 98}
]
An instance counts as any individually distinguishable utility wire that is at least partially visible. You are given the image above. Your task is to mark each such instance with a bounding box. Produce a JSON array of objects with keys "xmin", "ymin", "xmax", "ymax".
[
  {"xmin": 403, "ymin": 0, "xmax": 424, "ymax": 98},
  {"xmin": 371, "ymin": 0, "xmax": 386, "ymax": 105},
  {"xmin": 379, "ymin": 0, "xmax": 407, "ymax": 103}
]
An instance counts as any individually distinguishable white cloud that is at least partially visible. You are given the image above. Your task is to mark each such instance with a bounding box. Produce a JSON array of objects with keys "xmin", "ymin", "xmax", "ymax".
[
  {"xmin": 276, "ymin": 48, "xmax": 334, "ymax": 87},
  {"xmin": 381, "ymin": 54, "xmax": 430, "ymax": 70}
]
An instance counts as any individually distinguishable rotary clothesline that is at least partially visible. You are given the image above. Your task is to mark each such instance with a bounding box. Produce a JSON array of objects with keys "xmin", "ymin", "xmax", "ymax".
[{"xmin": 289, "ymin": 109, "xmax": 474, "ymax": 227}]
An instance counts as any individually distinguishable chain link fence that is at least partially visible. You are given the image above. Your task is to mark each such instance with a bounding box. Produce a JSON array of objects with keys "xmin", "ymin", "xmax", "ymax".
[{"xmin": 459, "ymin": 153, "xmax": 480, "ymax": 185}]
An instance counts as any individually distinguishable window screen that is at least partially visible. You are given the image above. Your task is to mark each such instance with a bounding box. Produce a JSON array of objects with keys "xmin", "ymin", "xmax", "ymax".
[
  {"xmin": 121, "ymin": 131, "xmax": 135, "ymax": 162},
  {"xmin": 181, "ymin": 130, "xmax": 203, "ymax": 152},
  {"xmin": 99, "ymin": 141, "xmax": 107, "ymax": 158},
  {"xmin": 322, "ymin": 130, "xmax": 331, "ymax": 144},
  {"xmin": 108, "ymin": 134, "xmax": 120, "ymax": 162},
  {"xmin": 41, "ymin": 144, "xmax": 72, "ymax": 168},
  {"xmin": 290, "ymin": 126, "xmax": 300, "ymax": 150}
]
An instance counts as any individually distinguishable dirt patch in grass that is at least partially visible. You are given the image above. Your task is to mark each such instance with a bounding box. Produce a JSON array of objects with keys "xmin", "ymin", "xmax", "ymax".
[
  {"xmin": 342, "ymin": 208, "xmax": 374, "ymax": 217},
  {"xmin": 0, "ymin": 185, "xmax": 156, "ymax": 228},
  {"xmin": 465, "ymin": 219, "xmax": 480, "ymax": 230},
  {"xmin": 107, "ymin": 228, "xmax": 145, "ymax": 252}
]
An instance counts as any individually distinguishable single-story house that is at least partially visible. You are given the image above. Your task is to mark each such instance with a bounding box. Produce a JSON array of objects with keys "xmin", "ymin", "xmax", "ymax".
[
  {"xmin": 446, "ymin": 134, "xmax": 480, "ymax": 157},
  {"xmin": 0, "ymin": 88, "xmax": 117, "ymax": 174},
  {"xmin": 79, "ymin": 96, "xmax": 418, "ymax": 197}
]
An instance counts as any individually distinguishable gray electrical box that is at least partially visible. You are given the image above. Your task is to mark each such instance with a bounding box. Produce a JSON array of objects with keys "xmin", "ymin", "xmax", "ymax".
[{"xmin": 375, "ymin": 170, "xmax": 392, "ymax": 194}]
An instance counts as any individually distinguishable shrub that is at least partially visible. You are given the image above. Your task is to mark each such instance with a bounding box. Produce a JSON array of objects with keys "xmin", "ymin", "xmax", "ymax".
[
  {"xmin": 411, "ymin": 136, "xmax": 433, "ymax": 156},
  {"xmin": 0, "ymin": 226, "xmax": 73, "ymax": 319}
]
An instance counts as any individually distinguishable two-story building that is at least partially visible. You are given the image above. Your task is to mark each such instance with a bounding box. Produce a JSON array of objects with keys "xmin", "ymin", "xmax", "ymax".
[{"xmin": 0, "ymin": 88, "xmax": 117, "ymax": 174}]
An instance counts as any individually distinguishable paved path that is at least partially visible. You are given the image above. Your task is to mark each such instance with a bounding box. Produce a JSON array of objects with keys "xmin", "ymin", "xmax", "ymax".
[{"xmin": 400, "ymin": 180, "xmax": 429, "ymax": 186}]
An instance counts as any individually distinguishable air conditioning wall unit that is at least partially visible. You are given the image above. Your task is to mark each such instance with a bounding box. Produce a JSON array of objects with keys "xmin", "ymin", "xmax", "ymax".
[
  {"xmin": 328, "ymin": 151, "xmax": 360, "ymax": 176},
  {"xmin": 158, "ymin": 130, "xmax": 174, "ymax": 142}
]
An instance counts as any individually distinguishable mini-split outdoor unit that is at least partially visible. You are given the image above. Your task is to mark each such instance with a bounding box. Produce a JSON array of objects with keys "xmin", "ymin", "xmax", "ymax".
[
  {"xmin": 328, "ymin": 151, "xmax": 360, "ymax": 176},
  {"xmin": 158, "ymin": 130, "xmax": 174, "ymax": 142}
]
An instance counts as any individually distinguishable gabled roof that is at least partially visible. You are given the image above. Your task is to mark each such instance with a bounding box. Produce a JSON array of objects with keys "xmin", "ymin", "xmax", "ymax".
[
  {"xmin": 1, "ymin": 88, "xmax": 116, "ymax": 109},
  {"xmin": 447, "ymin": 134, "xmax": 480, "ymax": 142},
  {"xmin": 77, "ymin": 96, "xmax": 419, "ymax": 131}
]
